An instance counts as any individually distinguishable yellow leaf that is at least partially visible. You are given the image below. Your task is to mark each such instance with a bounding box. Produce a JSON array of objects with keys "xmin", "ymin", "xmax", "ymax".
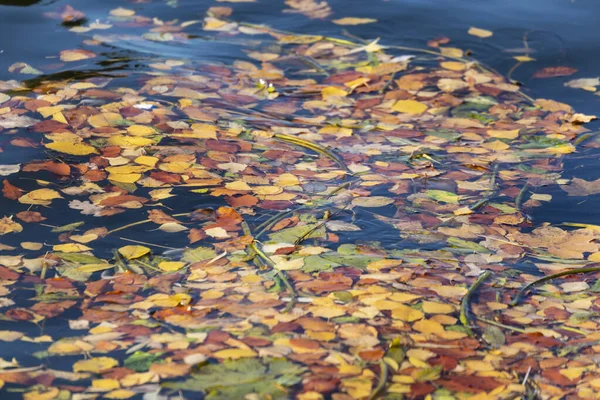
[
  {"xmin": 213, "ymin": 348, "xmax": 257, "ymax": 359},
  {"xmin": 429, "ymin": 285, "xmax": 468, "ymax": 299},
  {"xmin": 108, "ymin": 173, "xmax": 142, "ymax": 184},
  {"xmin": 392, "ymin": 100, "xmax": 428, "ymax": 115},
  {"xmin": 367, "ymin": 259, "xmax": 403, "ymax": 271},
  {"xmin": 413, "ymin": 319, "xmax": 445, "ymax": 334},
  {"xmin": 344, "ymin": 77, "xmax": 370, "ymax": 90},
  {"xmin": 37, "ymin": 106, "xmax": 63, "ymax": 118},
  {"xmin": 19, "ymin": 188, "xmax": 62, "ymax": 206},
  {"xmin": 87, "ymin": 112, "xmax": 122, "ymax": 128},
  {"xmin": 318, "ymin": 126, "xmax": 353, "ymax": 136},
  {"xmin": 127, "ymin": 125, "xmax": 155, "ymax": 136},
  {"xmin": 118, "ymin": 245, "xmax": 151, "ymax": 260},
  {"xmin": 45, "ymin": 141, "xmax": 97, "ymax": 156},
  {"xmin": 158, "ymin": 261, "xmax": 185, "ymax": 272},
  {"xmin": 145, "ymin": 293, "xmax": 191, "ymax": 308},
  {"xmin": 52, "ymin": 112, "xmax": 68, "ymax": 124},
  {"xmin": 70, "ymin": 233, "xmax": 99, "ymax": 243},
  {"xmin": 48, "ymin": 341, "xmax": 83, "ymax": 354},
  {"xmin": 559, "ymin": 367, "xmax": 587, "ymax": 381},
  {"xmin": 159, "ymin": 162, "xmax": 191, "ymax": 174},
  {"xmin": 110, "ymin": 7, "xmax": 135, "ymax": 17},
  {"xmin": 453, "ymin": 207, "xmax": 473, "ymax": 216},
  {"xmin": 482, "ymin": 140, "xmax": 510, "ymax": 151},
  {"xmin": 106, "ymin": 165, "xmax": 151, "ymax": 174},
  {"xmin": 331, "ymin": 17, "xmax": 377, "ymax": 25},
  {"xmin": 332, "ymin": 17, "xmax": 377, "ymax": 25},
  {"xmin": 24, "ymin": 388, "xmax": 59, "ymax": 400},
  {"xmin": 468, "ymin": 27, "xmax": 493, "ymax": 38},
  {"xmin": 487, "ymin": 129, "xmax": 519, "ymax": 139},
  {"xmin": 60, "ymin": 49, "xmax": 96, "ymax": 62},
  {"xmin": 322, "ymin": 86, "xmax": 348, "ymax": 100},
  {"xmin": 439, "ymin": 47, "xmax": 463, "ymax": 58},
  {"xmin": 107, "ymin": 136, "xmax": 154, "ymax": 148},
  {"xmin": 73, "ymin": 356, "xmax": 119, "ymax": 373},
  {"xmin": 252, "ymin": 186, "xmax": 283, "ymax": 195},
  {"xmin": 21, "ymin": 242, "xmax": 43, "ymax": 250},
  {"xmin": 588, "ymin": 252, "xmax": 600, "ymax": 262},
  {"xmin": 0, "ymin": 217, "xmax": 23, "ymax": 235},
  {"xmin": 53, "ymin": 243, "xmax": 92, "ymax": 253},
  {"xmin": 514, "ymin": 55, "xmax": 536, "ymax": 62},
  {"xmin": 440, "ymin": 61, "xmax": 466, "ymax": 71},
  {"xmin": 276, "ymin": 173, "xmax": 300, "ymax": 187},
  {"xmin": 390, "ymin": 304, "xmax": 425, "ymax": 322},
  {"xmin": 104, "ymin": 390, "xmax": 136, "ymax": 399},
  {"xmin": 548, "ymin": 144, "xmax": 576, "ymax": 154},
  {"xmin": 70, "ymin": 82, "xmax": 97, "ymax": 89},
  {"xmin": 421, "ymin": 301, "xmax": 454, "ymax": 314},
  {"xmin": 225, "ymin": 181, "xmax": 252, "ymax": 191},
  {"xmin": 92, "ymin": 379, "xmax": 120, "ymax": 390}
]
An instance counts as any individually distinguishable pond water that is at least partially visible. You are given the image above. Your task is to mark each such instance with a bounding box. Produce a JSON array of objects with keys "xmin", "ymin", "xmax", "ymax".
[{"xmin": 1, "ymin": 0, "xmax": 600, "ymax": 399}]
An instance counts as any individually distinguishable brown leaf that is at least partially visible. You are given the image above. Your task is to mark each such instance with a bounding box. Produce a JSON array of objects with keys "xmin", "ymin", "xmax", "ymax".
[
  {"xmin": 16, "ymin": 211, "xmax": 45, "ymax": 222},
  {"xmin": 533, "ymin": 66, "xmax": 578, "ymax": 78},
  {"xmin": 560, "ymin": 177, "xmax": 600, "ymax": 196},
  {"xmin": 148, "ymin": 209, "xmax": 181, "ymax": 224},
  {"xmin": 188, "ymin": 228, "xmax": 207, "ymax": 244},
  {"xmin": 2, "ymin": 179, "xmax": 22, "ymax": 200}
]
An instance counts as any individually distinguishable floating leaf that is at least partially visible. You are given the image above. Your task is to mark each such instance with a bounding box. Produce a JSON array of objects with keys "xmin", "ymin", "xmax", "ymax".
[
  {"xmin": 73, "ymin": 357, "xmax": 118, "ymax": 373},
  {"xmin": 118, "ymin": 245, "xmax": 151, "ymax": 260},
  {"xmin": 45, "ymin": 141, "xmax": 97, "ymax": 156},
  {"xmin": 332, "ymin": 17, "xmax": 377, "ymax": 25},
  {"xmin": 468, "ymin": 27, "xmax": 493, "ymax": 38}
]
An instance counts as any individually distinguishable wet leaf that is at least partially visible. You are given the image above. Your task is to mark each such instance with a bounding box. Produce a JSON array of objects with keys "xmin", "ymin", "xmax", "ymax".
[
  {"xmin": 118, "ymin": 245, "xmax": 151, "ymax": 260},
  {"xmin": 468, "ymin": 27, "xmax": 493, "ymax": 38},
  {"xmin": 332, "ymin": 17, "xmax": 377, "ymax": 25},
  {"xmin": 533, "ymin": 66, "xmax": 578, "ymax": 78}
]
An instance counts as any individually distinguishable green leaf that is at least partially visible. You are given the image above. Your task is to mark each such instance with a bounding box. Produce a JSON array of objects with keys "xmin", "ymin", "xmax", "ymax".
[
  {"xmin": 163, "ymin": 358, "xmax": 305, "ymax": 400},
  {"xmin": 426, "ymin": 190, "xmax": 460, "ymax": 204},
  {"xmin": 268, "ymin": 223, "xmax": 326, "ymax": 243},
  {"xmin": 51, "ymin": 221, "xmax": 85, "ymax": 233},
  {"xmin": 125, "ymin": 351, "xmax": 164, "ymax": 372},
  {"xmin": 482, "ymin": 325, "xmax": 505, "ymax": 348},
  {"xmin": 53, "ymin": 253, "xmax": 105, "ymax": 264},
  {"xmin": 182, "ymin": 246, "xmax": 217, "ymax": 263}
]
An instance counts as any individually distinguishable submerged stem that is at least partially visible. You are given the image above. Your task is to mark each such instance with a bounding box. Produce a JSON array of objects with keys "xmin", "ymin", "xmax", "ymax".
[
  {"xmin": 460, "ymin": 270, "xmax": 493, "ymax": 336},
  {"xmin": 511, "ymin": 266, "xmax": 600, "ymax": 306}
]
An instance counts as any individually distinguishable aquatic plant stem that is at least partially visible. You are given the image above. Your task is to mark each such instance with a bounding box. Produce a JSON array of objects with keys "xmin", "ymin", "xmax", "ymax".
[
  {"xmin": 510, "ymin": 266, "xmax": 600, "ymax": 306},
  {"xmin": 460, "ymin": 270, "xmax": 493, "ymax": 336},
  {"xmin": 368, "ymin": 359, "xmax": 389, "ymax": 400},
  {"xmin": 107, "ymin": 212, "xmax": 190, "ymax": 235}
]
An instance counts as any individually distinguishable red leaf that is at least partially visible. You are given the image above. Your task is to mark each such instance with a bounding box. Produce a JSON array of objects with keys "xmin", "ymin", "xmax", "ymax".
[
  {"xmin": 2, "ymin": 179, "xmax": 22, "ymax": 200},
  {"xmin": 533, "ymin": 66, "xmax": 578, "ymax": 78}
]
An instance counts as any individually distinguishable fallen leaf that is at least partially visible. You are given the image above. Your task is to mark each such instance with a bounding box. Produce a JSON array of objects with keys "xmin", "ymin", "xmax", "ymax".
[{"xmin": 468, "ymin": 27, "xmax": 493, "ymax": 38}]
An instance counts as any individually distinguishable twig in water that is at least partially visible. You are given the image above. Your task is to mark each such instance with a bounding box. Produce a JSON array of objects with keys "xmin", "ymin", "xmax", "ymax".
[
  {"xmin": 107, "ymin": 212, "xmax": 190, "ymax": 235},
  {"xmin": 522, "ymin": 366, "xmax": 532, "ymax": 386},
  {"xmin": 460, "ymin": 270, "xmax": 493, "ymax": 336},
  {"xmin": 476, "ymin": 316, "xmax": 526, "ymax": 333},
  {"xmin": 510, "ymin": 266, "xmax": 600, "ymax": 306}
]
